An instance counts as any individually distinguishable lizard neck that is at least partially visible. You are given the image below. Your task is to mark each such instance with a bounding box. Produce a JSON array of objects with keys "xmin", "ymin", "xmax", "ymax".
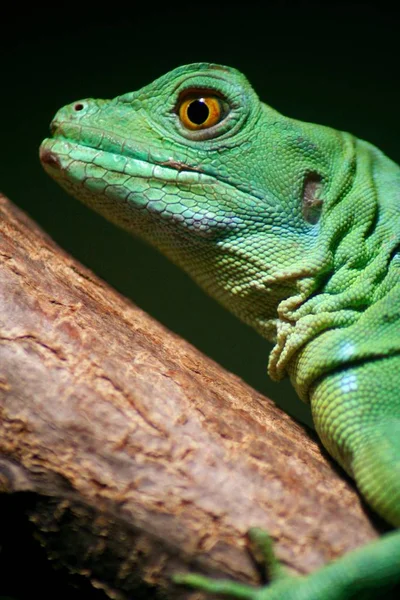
[{"xmin": 267, "ymin": 140, "xmax": 400, "ymax": 402}]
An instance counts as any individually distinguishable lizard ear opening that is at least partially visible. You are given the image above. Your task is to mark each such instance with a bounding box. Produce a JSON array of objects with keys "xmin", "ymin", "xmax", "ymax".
[{"xmin": 302, "ymin": 172, "xmax": 324, "ymax": 224}]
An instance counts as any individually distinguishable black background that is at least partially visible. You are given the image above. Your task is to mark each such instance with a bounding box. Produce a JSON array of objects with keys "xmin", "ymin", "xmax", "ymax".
[{"xmin": 1, "ymin": 4, "xmax": 399, "ymax": 598}]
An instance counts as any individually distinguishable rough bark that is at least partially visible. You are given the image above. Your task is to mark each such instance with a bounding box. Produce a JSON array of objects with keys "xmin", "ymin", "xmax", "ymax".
[{"xmin": 0, "ymin": 194, "xmax": 382, "ymax": 599}]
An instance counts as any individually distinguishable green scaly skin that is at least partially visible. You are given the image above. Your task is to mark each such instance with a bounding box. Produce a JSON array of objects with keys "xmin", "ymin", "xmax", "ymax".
[{"xmin": 40, "ymin": 63, "xmax": 400, "ymax": 599}]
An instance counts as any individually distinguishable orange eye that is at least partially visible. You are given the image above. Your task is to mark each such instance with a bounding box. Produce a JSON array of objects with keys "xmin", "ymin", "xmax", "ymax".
[{"xmin": 178, "ymin": 96, "xmax": 224, "ymax": 130}]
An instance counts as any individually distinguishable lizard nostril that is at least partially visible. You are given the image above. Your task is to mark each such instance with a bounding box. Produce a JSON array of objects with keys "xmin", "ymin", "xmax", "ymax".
[{"xmin": 74, "ymin": 102, "xmax": 85, "ymax": 112}]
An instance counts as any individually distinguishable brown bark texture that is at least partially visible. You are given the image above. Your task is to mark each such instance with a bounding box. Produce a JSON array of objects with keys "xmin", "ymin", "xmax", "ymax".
[{"xmin": 0, "ymin": 194, "xmax": 382, "ymax": 599}]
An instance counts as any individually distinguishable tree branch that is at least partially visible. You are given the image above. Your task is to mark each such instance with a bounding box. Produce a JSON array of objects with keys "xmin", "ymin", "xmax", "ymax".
[{"xmin": 0, "ymin": 194, "xmax": 382, "ymax": 599}]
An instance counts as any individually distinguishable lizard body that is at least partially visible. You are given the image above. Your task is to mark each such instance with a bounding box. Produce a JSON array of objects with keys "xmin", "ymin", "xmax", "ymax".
[{"xmin": 40, "ymin": 63, "xmax": 400, "ymax": 599}]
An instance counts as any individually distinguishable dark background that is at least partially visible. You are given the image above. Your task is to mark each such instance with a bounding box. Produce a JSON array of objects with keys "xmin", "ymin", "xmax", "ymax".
[{"xmin": 1, "ymin": 4, "xmax": 399, "ymax": 598}]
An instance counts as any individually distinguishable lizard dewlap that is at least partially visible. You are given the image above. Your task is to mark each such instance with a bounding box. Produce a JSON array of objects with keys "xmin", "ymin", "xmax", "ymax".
[{"xmin": 40, "ymin": 63, "xmax": 400, "ymax": 599}]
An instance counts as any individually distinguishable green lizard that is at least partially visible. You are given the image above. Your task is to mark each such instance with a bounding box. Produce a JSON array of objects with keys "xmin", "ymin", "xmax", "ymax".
[{"xmin": 39, "ymin": 63, "xmax": 400, "ymax": 599}]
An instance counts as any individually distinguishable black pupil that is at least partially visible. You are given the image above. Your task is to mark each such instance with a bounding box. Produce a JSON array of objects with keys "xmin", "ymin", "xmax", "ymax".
[{"xmin": 187, "ymin": 99, "xmax": 210, "ymax": 125}]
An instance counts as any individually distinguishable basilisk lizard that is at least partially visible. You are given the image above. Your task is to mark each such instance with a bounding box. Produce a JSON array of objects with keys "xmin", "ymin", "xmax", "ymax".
[{"xmin": 40, "ymin": 63, "xmax": 400, "ymax": 599}]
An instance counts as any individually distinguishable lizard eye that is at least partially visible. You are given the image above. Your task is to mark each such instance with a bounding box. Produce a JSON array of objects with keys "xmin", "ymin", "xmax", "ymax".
[{"xmin": 178, "ymin": 94, "xmax": 227, "ymax": 130}]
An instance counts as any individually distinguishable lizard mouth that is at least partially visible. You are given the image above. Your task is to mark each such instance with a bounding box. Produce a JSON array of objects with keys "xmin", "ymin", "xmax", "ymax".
[
  {"xmin": 39, "ymin": 136, "xmax": 215, "ymax": 189},
  {"xmin": 40, "ymin": 137, "xmax": 202, "ymax": 178},
  {"xmin": 40, "ymin": 116, "xmax": 205, "ymax": 180},
  {"xmin": 39, "ymin": 136, "xmax": 242, "ymax": 241}
]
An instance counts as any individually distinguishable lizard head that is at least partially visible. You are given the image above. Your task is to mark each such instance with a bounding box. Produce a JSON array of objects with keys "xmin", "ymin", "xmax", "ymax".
[{"xmin": 40, "ymin": 63, "xmax": 351, "ymax": 341}]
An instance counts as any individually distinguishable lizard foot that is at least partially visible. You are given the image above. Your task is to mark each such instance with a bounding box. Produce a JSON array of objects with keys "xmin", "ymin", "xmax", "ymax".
[
  {"xmin": 173, "ymin": 527, "xmax": 291, "ymax": 599},
  {"xmin": 174, "ymin": 528, "xmax": 400, "ymax": 599}
]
